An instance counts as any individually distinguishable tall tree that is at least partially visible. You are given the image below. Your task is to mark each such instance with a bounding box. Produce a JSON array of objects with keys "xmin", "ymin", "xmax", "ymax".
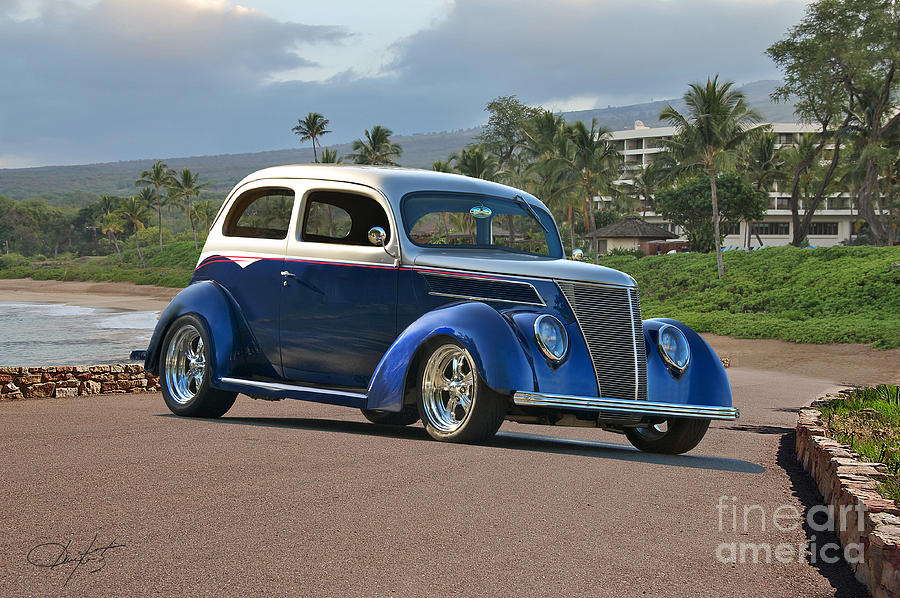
[
  {"xmin": 566, "ymin": 119, "xmax": 621, "ymax": 263},
  {"xmin": 100, "ymin": 212, "xmax": 124, "ymax": 255},
  {"xmin": 192, "ymin": 199, "xmax": 217, "ymax": 232},
  {"xmin": 292, "ymin": 112, "xmax": 331, "ymax": 163},
  {"xmin": 348, "ymin": 125, "xmax": 402, "ymax": 165},
  {"xmin": 522, "ymin": 111, "xmax": 580, "ymax": 253},
  {"xmin": 660, "ymin": 76, "xmax": 764, "ymax": 277},
  {"xmin": 168, "ymin": 168, "xmax": 209, "ymax": 249},
  {"xmin": 136, "ymin": 160, "xmax": 176, "ymax": 248},
  {"xmin": 741, "ymin": 132, "xmax": 785, "ymax": 247},
  {"xmin": 767, "ymin": 0, "xmax": 899, "ymax": 246},
  {"xmin": 625, "ymin": 161, "xmax": 667, "ymax": 218},
  {"xmin": 477, "ymin": 95, "xmax": 542, "ymax": 170},
  {"xmin": 779, "ymin": 134, "xmax": 844, "ymax": 246},
  {"xmin": 118, "ymin": 195, "xmax": 150, "ymax": 268}
]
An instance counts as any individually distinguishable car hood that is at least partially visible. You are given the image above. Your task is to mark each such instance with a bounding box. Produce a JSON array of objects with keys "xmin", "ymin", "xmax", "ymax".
[{"xmin": 411, "ymin": 250, "xmax": 636, "ymax": 287}]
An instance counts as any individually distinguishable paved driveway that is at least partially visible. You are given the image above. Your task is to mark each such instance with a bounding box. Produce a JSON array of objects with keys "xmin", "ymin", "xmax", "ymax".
[{"xmin": 0, "ymin": 366, "xmax": 872, "ymax": 597}]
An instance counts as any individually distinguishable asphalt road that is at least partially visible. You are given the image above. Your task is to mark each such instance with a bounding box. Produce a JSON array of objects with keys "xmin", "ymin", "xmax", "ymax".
[{"xmin": 0, "ymin": 367, "xmax": 874, "ymax": 597}]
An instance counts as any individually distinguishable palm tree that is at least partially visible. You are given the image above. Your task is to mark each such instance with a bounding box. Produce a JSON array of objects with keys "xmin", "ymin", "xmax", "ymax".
[
  {"xmin": 118, "ymin": 196, "xmax": 150, "ymax": 268},
  {"xmin": 320, "ymin": 147, "xmax": 342, "ymax": 164},
  {"xmin": 292, "ymin": 112, "xmax": 331, "ymax": 163},
  {"xmin": 100, "ymin": 212, "xmax": 124, "ymax": 254},
  {"xmin": 742, "ymin": 132, "xmax": 785, "ymax": 247},
  {"xmin": 348, "ymin": 125, "xmax": 402, "ymax": 166},
  {"xmin": 136, "ymin": 160, "xmax": 176, "ymax": 248},
  {"xmin": 453, "ymin": 145, "xmax": 498, "ymax": 180},
  {"xmin": 97, "ymin": 194, "xmax": 122, "ymax": 216},
  {"xmin": 168, "ymin": 168, "xmax": 209, "ymax": 249},
  {"xmin": 660, "ymin": 75, "xmax": 764, "ymax": 278},
  {"xmin": 566, "ymin": 119, "xmax": 621, "ymax": 262},
  {"xmin": 521, "ymin": 111, "xmax": 581, "ymax": 253},
  {"xmin": 431, "ymin": 160, "xmax": 453, "ymax": 172},
  {"xmin": 625, "ymin": 161, "xmax": 667, "ymax": 217},
  {"xmin": 192, "ymin": 200, "xmax": 217, "ymax": 232}
]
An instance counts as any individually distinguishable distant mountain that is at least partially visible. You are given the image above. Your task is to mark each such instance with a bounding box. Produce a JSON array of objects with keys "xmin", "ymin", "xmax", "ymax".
[{"xmin": 0, "ymin": 80, "xmax": 794, "ymax": 205}]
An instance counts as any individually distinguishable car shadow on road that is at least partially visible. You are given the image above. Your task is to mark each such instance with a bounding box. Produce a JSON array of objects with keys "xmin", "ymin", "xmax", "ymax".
[
  {"xmin": 491, "ymin": 430, "xmax": 765, "ymax": 473},
  {"xmin": 776, "ymin": 430, "xmax": 870, "ymax": 597},
  {"xmin": 161, "ymin": 413, "xmax": 764, "ymax": 474}
]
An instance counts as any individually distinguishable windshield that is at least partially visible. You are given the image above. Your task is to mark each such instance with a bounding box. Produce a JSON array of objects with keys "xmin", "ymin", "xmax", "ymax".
[{"xmin": 402, "ymin": 192, "xmax": 563, "ymax": 258}]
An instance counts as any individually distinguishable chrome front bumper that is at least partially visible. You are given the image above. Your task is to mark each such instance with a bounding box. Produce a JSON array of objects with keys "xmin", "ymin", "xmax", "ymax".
[{"xmin": 512, "ymin": 391, "xmax": 740, "ymax": 421}]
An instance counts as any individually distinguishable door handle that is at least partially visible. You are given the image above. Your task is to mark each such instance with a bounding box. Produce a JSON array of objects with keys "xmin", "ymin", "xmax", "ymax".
[{"xmin": 280, "ymin": 271, "xmax": 296, "ymax": 278}]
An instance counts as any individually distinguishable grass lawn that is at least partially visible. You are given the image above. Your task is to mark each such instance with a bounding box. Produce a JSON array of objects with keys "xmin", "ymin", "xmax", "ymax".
[
  {"xmin": 599, "ymin": 245, "xmax": 900, "ymax": 349},
  {"xmin": 817, "ymin": 385, "xmax": 900, "ymax": 505}
]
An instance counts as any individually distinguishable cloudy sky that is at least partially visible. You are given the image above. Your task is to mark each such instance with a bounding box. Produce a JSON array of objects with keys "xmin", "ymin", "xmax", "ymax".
[{"xmin": 0, "ymin": 0, "xmax": 810, "ymax": 168}]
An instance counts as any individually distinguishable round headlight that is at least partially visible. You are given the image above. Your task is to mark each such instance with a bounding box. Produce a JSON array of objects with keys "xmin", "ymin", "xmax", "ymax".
[
  {"xmin": 657, "ymin": 324, "xmax": 690, "ymax": 373},
  {"xmin": 534, "ymin": 315, "xmax": 568, "ymax": 362}
]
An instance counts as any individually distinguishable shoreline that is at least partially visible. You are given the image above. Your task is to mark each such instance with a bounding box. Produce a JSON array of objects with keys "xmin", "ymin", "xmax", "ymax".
[{"xmin": 0, "ymin": 278, "xmax": 178, "ymax": 312}]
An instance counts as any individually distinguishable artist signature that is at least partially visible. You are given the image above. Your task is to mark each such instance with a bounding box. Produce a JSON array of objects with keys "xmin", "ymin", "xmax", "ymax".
[{"xmin": 26, "ymin": 533, "xmax": 125, "ymax": 586}]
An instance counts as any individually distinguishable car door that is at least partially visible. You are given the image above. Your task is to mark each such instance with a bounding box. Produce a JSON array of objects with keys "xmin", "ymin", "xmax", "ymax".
[
  {"xmin": 279, "ymin": 181, "xmax": 400, "ymax": 389},
  {"xmin": 198, "ymin": 181, "xmax": 296, "ymax": 377}
]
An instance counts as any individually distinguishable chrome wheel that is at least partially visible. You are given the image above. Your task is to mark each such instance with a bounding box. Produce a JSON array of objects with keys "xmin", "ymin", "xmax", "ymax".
[
  {"xmin": 421, "ymin": 344, "xmax": 476, "ymax": 434},
  {"xmin": 164, "ymin": 324, "xmax": 206, "ymax": 405}
]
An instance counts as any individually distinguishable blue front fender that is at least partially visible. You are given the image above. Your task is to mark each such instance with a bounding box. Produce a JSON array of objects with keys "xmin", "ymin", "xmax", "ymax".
[
  {"xmin": 143, "ymin": 281, "xmax": 276, "ymax": 381},
  {"xmin": 643, "ymin": 318, "xmax": 732, "ymax": 408},
  {"xmin": 365, "ymin": 301, "xmax": 535, "ymax": 411}
]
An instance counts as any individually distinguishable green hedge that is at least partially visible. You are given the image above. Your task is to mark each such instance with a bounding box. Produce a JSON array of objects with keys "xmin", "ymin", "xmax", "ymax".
[{"xmin": 599, "ymin": 245, "xmax": 900, "ymax": 349}]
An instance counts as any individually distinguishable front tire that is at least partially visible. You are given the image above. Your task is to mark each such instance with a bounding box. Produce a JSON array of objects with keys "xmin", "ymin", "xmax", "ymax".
[
  {"xmin": 160, "ymin": 315, "xmax": 236, "ymax": 418},
  {"xmin": 624, "ymin": 418, "xmax": 710, "ymax": 454},
  {"xmin": 416, "ymin": 340, "xmax": 506, "ymax": 443}
]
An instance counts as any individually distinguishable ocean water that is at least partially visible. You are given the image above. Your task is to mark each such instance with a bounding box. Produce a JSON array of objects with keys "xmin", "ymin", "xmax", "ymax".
[{"xmin": 0, "ymin": 302, "xmax": 159, "ymax": 366}]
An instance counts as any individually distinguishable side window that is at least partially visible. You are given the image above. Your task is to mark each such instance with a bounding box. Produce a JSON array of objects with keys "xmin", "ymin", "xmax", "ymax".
[
  {"xmin": 223, "ymin": 188, "xmax": 294, "ymax": 239},
  {"xmin": 301, "ymin": 191, "xmax": 390, "ymax": 246},
  {"xmin": 305, "ymin": 202, "xmax": 352, "ymax": 239}
]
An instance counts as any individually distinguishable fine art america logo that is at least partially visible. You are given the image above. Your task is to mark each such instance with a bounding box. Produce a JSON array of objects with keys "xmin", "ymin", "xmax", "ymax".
[{"xmin": 715, "ymin": 496, "xmax": 865, "ymax": 565}]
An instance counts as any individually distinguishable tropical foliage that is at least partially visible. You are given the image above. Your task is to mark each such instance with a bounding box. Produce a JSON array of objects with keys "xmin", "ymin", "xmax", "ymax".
[
  {"xmin": 291, "ymin": 112, "xmax": 331, "ymax": 163},
  {"xmin": 348, "ymin": 125, "xmax": 403, "ymax": 166}
]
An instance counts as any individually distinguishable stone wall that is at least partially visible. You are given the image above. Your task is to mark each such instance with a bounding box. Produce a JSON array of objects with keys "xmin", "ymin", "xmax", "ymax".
[
  {"xmin": 0, "ymin": 365, "xmax": 159, "ymax": 400},
  {"xmin": 796, "ymin": 400, "xmax": 900, "ymax": 598}
]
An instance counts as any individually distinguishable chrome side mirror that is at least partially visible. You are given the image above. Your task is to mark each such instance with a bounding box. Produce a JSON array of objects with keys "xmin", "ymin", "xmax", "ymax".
[
  {"xmin": 368, "ymin": 226, "xmax": 386, "ymax": 247},
  {"xmin": 571, "ymin": 248, "xmax": 584, "ymax": 261}
]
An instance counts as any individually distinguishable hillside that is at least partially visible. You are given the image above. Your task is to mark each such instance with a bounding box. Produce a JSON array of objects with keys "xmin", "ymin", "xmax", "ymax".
[{"xmin": 0, "ymin": 80, "xmax": 795, "ymax": 205}]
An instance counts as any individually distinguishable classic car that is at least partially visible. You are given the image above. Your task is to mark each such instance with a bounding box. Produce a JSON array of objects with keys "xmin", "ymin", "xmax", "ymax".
[{"xmin": 139, "ymin": 165, "xmax": 738, "ymax": 454}]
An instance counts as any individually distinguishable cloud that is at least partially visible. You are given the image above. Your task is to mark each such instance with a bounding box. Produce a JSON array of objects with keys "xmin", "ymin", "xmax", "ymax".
[
  {"xmin": 0, "ymin": 0, "xmax": 349, "ymax": 165},
  {"xmin": 0, "ymin": 0, "xmax": 809, "ymax": 167},
  {"xmin": 388, "ymin": 0, "xmax": 808, "ymax": 108}
]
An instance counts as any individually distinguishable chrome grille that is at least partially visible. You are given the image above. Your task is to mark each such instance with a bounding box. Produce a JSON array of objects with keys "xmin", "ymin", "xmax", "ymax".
[{"xmin": 557, "ymin": 281, "xmax": 648, "ymax": 401}]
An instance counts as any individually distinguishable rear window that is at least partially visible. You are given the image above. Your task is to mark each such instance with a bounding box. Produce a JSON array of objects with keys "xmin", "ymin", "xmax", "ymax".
[{"xmin": 223, "ymin": 188, "xmax": 294, "ymax": 239}]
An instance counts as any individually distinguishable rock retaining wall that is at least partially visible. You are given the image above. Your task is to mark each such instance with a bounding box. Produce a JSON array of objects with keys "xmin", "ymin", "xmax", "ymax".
[
  {"xmin": 0, "ymin": 365, "xmax": 159, "ymax": 400},
  {"xmin": 796, "ymin": 400, "xmax": 900, "ymax": 598}
]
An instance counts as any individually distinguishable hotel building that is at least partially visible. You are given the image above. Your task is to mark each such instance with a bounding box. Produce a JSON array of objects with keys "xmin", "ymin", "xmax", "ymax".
[{"xmin": 606, "ymin": 122, "xmax": 858, "ymax": 247}]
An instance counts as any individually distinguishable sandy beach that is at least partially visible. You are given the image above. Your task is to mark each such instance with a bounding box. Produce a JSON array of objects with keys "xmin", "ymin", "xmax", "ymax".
[{"xmin": 0, "ymin": 278, "xmax": 178, "ymax": 312}]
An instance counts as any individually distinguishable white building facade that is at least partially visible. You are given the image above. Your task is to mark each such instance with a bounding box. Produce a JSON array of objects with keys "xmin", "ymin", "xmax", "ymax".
[{"xmin": 607, "ymin": 122, "xmax": 858, "ymax": 247}]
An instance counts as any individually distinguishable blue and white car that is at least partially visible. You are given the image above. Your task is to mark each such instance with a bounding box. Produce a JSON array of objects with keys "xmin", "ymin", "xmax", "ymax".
[{"xmin": 141, "ymin": 165, "xmax": 737, "ymax": 453}]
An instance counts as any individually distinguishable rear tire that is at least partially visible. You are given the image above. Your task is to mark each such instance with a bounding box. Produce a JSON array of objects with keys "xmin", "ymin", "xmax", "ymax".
[
  {"xmin": 416, "ymin": 340, "xmax": 506, "ymax": 443},
  {"xmin": 159, "ymin": 315, "xmax": 237, "ymax": 418},
  {"xmin": 624, "ymin": 418, "xmax": 710, "ymax": 454},
  {"xmin": 361, "ymin": 408, "xmax": 419, "ymax": 426}
]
